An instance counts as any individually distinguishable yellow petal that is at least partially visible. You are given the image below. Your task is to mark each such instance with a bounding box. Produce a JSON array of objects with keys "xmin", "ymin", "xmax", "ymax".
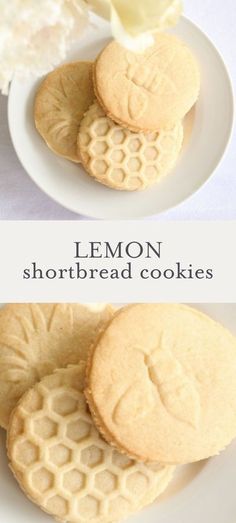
[
  {"xmin": 112, "ymin": 0, "xmax": 183, "ymax": 35},
  {"xmin": 86, "ymin": 0, "xmax": 111, "ymax": 20},
  {"xmin": 86, "ymin": 0, "xmax": 183, "ymax": 51},
  {"xmin": 110, "ymin": 6, "xmax": 154, "ymax": 52}
]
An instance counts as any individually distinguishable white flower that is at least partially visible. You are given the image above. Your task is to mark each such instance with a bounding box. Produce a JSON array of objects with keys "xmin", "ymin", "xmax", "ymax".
[
  {"xmin": 87, "ymin": 0, "xmax": 183, "ymax": 51},
  {"xmin": 0, "ymin": 0, "xmax": 89, "ymax": 94},
  {"xmin": 0, "ymin": 0, "xmax": 183, "ymax": 95}
]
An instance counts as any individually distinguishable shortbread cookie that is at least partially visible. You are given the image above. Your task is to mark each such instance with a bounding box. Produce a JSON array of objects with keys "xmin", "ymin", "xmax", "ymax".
[
  {"xmin": 8, "ymin": 363, "xmax": 174, "ymax": 523},
  {"xmin": 0, "ymin": 303, "xmax": 113, "ymax": 429},
  {"xmin": 94, "ymin": 33, "xmax": 200, "ymax": 132},
  {"xmin": 34, "ymin": 62, "xmax": 94, "ymax": 162},
  {"xmin": 78, "ymin": 102, "xmax": 183, "ymax": 190},
  {"xmin": 86, "ymin": 304, "xmax": 236, "ymax": 465}
]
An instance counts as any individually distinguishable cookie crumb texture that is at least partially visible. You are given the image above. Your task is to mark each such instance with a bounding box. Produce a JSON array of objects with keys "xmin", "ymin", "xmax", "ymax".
[
  {"xmin": 78, "ymin": 102, "xmax": 183, "ymax": 191},
  {"xmin": 8, "ymin": 365, "xmax": 174, "ymax": 523}
]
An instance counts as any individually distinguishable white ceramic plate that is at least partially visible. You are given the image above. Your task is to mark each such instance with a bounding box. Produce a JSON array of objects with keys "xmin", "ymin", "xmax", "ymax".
[
  {"xmin": 0, "ymin": 303, "xmax": 236, "ymax": 523},
  {"xmin": 8, "ymin": 16, "xmax": 234, "ymax": 219}
]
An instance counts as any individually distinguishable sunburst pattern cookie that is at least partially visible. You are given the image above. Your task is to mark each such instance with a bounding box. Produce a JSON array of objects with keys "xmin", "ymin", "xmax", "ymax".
[
  {"xmin": 0, "ymin": 303, "xmax": 113, "ymax": 429},
  {"xmin": 86, "ymin": 304, "xmax": 236, "ymax": 465},
  {"xmin": 7, "ymin": 363, "xmax": 174, "ymax": 523},
  {"xmin": 93, "ymin": 33, "xmax": 200, "ymax": 131},
  {"xmin": 34, "ymin": 62, "xmax": 94, "ymax": 162},
  {"xmin": 78, "ymin": 102, "xmax": 183, "ymax": 190}
]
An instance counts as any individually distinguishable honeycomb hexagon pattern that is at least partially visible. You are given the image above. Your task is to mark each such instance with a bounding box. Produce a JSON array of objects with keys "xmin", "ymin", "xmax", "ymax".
[
  {"xmin": 78, "ymin": 102, "xmax": 183, "ymax": 191},
  {"xmin": 8, "ymin": 363, "xmax": 174, "ymax": 523}
]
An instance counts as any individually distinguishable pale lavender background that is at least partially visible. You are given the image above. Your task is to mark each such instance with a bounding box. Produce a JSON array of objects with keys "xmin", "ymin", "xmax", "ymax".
[{"xmin": 0, "ymin": 0, "xmax": 235, "ymax": 220}]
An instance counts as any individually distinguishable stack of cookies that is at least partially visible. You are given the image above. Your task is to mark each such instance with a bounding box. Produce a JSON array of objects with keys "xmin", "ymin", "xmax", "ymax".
[
  {"xmin": 0, "ymin": 303, "xmax": 173, "ymax": 523},
  {"xmin": 1, "ymin": 303, "xmax": 236, "ymax": 523},
  {"xmin": 34, "ymin": 33, "xmax": 200, "ymax": 191}
]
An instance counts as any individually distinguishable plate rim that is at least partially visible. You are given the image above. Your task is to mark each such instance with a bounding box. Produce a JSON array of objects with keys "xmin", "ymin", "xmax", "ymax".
[{"xmin": 8, "ymin": 15, "xmax": 235, "ymax": 220}]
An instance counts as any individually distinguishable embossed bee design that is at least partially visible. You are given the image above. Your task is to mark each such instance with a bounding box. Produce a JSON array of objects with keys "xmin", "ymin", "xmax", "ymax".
[
  {"xmin": 113, "ymin": 333, "xmax": 201, "ymax": 429},
  {"xmin": 114, "ymin": 49, "xmax": 178, "ymax": 120}
]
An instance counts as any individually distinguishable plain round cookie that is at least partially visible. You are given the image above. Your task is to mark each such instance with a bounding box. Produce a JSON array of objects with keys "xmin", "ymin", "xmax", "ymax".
[
  {"xmin": 34, "ymin": 62, "xmax": 94, "ymax": 162},
  {"xmin": 94, "ymin": 33, "xmax": 200, "ymax": 132},
  {"xmin": 7, "ymin": 363, "xmax": 174, "ymax": 523},
  {"xmin": 0, "ymin": 303, "xmax": 113, "ymax": 429},
  {"xmin": 86, "ymin": 304, "xmax": 236, "ymax": 465},
  {"xmin": 78, "ymin": 102, "xmax": 183, "ymax": 191}
]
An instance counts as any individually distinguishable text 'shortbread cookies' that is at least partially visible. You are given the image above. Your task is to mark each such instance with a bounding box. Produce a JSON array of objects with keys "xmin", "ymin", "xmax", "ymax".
[
  {"xmin": 34, "ymin": 62, "xmax": 94, "ymax": 162},
  {"xmin": 78, "ymin": 102, "xmax": 183, "ymax": 190},
  {"xmin": 86, "ymin": 304, "xmax": 236, "ymax": 465},
  {"xmin": 0, "ymin": 303, "xmax": 113, "ymax": 429},
  {"xmin": 94, "ymin": 33, "xmax": 200, "ymax": 131},
  {"xmin": 7, "ymin": 364, "xmax": 174, "ymax": 523}
]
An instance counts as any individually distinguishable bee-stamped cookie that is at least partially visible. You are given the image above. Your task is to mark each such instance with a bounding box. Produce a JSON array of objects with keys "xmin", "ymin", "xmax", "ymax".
[
  {"xmin": 34, "ymin": 62, "xmax": 94, "ymax": 162},
  {"xmin": 0, "ymin": 303, "xmax": 113, "ymax": 429},
  {"xmin": 7, "ymin": 363, "xmax": 174, "ymax": 523},
  {"xmin": 93, "ymin": 33, "xmax": 200, "ymax": 132},
  {"xmin": 86, "ymin": 304, "xmax": 236, "ymax": 464}
]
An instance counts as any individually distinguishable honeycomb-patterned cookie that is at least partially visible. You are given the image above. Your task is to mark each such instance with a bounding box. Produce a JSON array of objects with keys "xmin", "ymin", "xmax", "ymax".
[
  {"xmin": 78, "ymin": 102, "xmax": 183, "ymax": 191},
  {"xmin": 34, "ymin": 62, "xmax": 94, "ymax": 162},
  {"xmin": 7, "ymin": 363, "xmax": 174, "ymax": 523},
  {"xmin": 0, "ymin": 303, "xmax": 114, "ymax": 429},
  {"xmin": 94, "ymin": 33, "xmax": 200, "ymax": 132}
]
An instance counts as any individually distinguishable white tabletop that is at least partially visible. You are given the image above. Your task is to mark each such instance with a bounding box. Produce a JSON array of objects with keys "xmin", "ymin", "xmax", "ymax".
[{"xmin": 0, "ymin": 0, "xmax": 235, "ymax": 220}]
